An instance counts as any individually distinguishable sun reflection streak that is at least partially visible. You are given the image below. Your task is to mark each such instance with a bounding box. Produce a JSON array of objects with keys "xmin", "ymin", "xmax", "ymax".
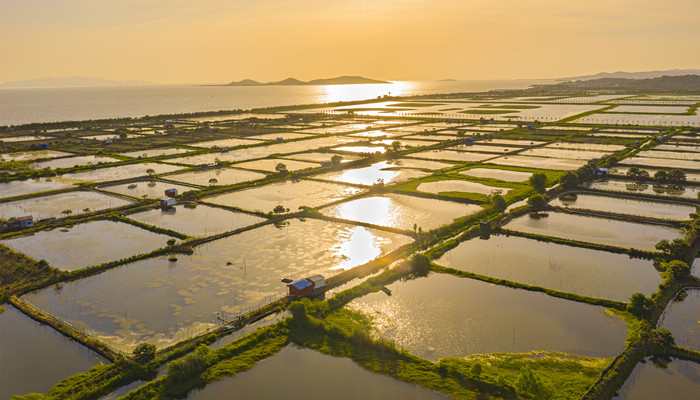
[
  {"xmin": 332, "ymin": 226, "xmax": 382, "ymax": 270},
  {"xmin": 320, "ymin": 82, "xmax": 411, "ymax": 103}
]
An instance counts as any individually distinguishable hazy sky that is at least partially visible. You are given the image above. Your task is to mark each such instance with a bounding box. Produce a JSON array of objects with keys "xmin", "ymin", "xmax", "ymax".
[{"xmin": 1, "ymin": 0, "xmax": 699, "ymax": 83}]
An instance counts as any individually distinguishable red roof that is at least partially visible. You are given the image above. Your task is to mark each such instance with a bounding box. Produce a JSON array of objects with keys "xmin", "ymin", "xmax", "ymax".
[{"xmin": 18, "ymin": 216, "xmax": 33, "ymax": 221}]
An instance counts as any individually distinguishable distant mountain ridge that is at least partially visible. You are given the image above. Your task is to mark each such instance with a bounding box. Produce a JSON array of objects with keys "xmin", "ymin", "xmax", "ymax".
[
  {"xmin": 225, "ymin": 75, "xmax": 389, "ymax": 86},
  {"xmin": 0, "ymin": 76, "xmax": 153, "ymax": 88},
  {"xmin": 557, "ymin": 69, "xmax": 700, "ymax": 82}
]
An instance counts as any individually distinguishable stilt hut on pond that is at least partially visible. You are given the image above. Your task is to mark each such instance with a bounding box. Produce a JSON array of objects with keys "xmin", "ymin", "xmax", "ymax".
[{"xmin": 287, "ymin": 274, "xmax": 326, "ymax": 297}]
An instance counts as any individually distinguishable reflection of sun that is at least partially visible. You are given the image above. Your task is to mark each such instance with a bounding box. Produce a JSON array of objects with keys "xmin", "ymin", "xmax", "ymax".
[
  {"xmin": 332, "ymin": 226, "xmax": 381, "ymax": 270},
  {"xmin": 321, "ymin": 82, "xmax": 410, "ymax": 103}
]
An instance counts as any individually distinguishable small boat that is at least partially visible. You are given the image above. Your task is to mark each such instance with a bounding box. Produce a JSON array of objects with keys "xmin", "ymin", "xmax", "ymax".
[{"xmin": 127, "ymin": 184, "xmax": 137, "ymax": 189}]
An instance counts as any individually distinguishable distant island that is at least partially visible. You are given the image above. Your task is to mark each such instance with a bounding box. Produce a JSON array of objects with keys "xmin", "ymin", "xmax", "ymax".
[
  {"xmin": 0, "ymin": 76, "xmax": 153, "ymax": 88},
  {"xmin": 556, "ymin": 68, "xmax": 700, "ymax": 82},
  {"xmin": 219, "ymin": 76, "xmax": 389, "ymax": 86}
]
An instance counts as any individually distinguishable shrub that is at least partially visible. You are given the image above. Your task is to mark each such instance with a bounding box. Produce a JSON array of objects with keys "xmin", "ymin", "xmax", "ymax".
[{"xmin": 132, "ymin": 343, "xmax": 157, "ymax": 364}]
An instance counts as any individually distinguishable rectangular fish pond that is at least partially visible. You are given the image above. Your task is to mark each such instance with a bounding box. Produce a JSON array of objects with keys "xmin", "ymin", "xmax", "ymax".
[
  {"xmin": 550, "ymin": 193, "xmax": 695, "ymax": 220},
  {"xmin": 0, "ymin": 190, "xmax": 133, "ymax": 220},
  {"xmin": 21, "ymin": 218, "xmax": 412, "ymax": 351},
  {"xmin": 504, "ymin": 212, "xmax": 684, "ymax": 252}
]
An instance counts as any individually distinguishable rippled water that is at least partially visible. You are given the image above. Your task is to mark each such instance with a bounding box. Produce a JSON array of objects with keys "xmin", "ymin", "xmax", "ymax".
[
  {"xmin": 1, "ymin": 220, "xmax": 174, "ymax": 270},
  {"xmin": 417, "ymin": 179, "xmax": 510, "ymax": 196},
  {"xmin": 350, "ymin": 273, "xmax": 627, "ymax": 361},
  {"xmin": 436, "ymin": 235, "xmax": 661, "ymax": 301},
  {"xmin": 204, "ymin": 179, "xmax": 364, "ymax": 213},
  {"xmin": 23, "ymin": 218, "xmax": 411, "ymax": 351},
  {"xmin": 166, "ymin": 167, "xmax": 266, "ymax": 187},
  {"xmin": 505, "ymin": 212, "xmax": 683, "ymax": 251},
  {"xmin": 551, "ymin": 193, "xmax": 696, "ymax": 220},
  {"xmin": 613, "ymin": 357, "xmax": 700, "ymax": 400},
  {"xmin": 314, "ymin": 161, "xmax": 429, "ymax": 186},
  {"xmin": 323, "ymin": 193, "xmax": 482, "ymax": 231},
  {"xmin": 659, "ymin": 288, "xmax": 700, "ymax": 351},
  {"xmin": 0, "ymin": 190, "xmax": 133, "ymax": 220},
  {"xmin": 0, "ymin": 306, "xmax": 105, "ymax": 399},
  {"xmin": 587, "ymin": 180, "xmax": 700, "ymax": 200},
  {"xmin": 187, "ymin": 346, "xmax": 447, "ymax": 400},
  {"xmin": 459, "ymin": 167, "xmax": 532, "ymax": 182}
]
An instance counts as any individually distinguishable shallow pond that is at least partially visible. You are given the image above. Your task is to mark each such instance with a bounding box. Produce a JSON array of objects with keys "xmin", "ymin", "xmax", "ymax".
[
  {"xmin": 186, "ymin": 346, "xmax": 448, "ymax": 400},
  {"xmin": 282, "ymin": 152, "xmax": 363, "ymax": 164},
  {"xmin": 349, "ymin": 273, "xmax": 627, "ymax": 361},
  {"xmin": 0, "ymin": 135, "xmax": 53, "ymax": 143},
  {"xmin": 55, "ymin": 162, "xmax": 182, "ymax": 184},
  {"xmin": 637, "ymin": 150, "xmax": 700, "ymax": 161},
  {"xmin": 545, "ymin": 142, "xmax": 626, "ymax": 152},
  {"xmin": 314, "ymin": 161, "xmax": 429, "ymax": 186},
  {"xmin": 410, "ymin": 149, "xmax": 493, "ymax": 162},
  {"xmin": 188, "ymin": 138, "xmax": 262, "ymax": 148},
  {"xmin": 0, "ymin": 178, "xmax": 73, "ymax": 199},
  {"xmin": 232, "ymin": 158, "xmax": 318, "ymax": 173},
  {"xmin": 119, "ymin": 148, "xmax": 193, "ymax": 158},
  {"xmin": 619, "ymin": 157, "xmax": 700, "ymax": 170},
  {"xmin": 128, "ymin": 204, "xmax": 265, "ymax": 237},
  {"xmin": 505, "ymin": 212, "xmax": 683, "ymax": 251},
  {"xmin": 655, "ymin": 144, "xmax": 700, "ymax": 152},
  {"xmin": 322, "ymin": 193, "xmax": 482, "ymax": 231},
  {"xmin": 1, "ymin": 220, "xmax": 175, "ymax": 270},
  {"xmin": 436, "ymin": 235, "xmax": 661, "ymax": 301},
  {"xmin": 100, "ymin": 181, "xmax": 196, "ymax": 199},
  {"xmin": 551, "ymin": 193, "xmax": 695, "ymax": 220},
  {"xmin": 489, "ymin": 155, "xmax": 588, "ymax": 170},
  {"xmin": 417, "ymin": 179, "xmax": 510, "ymax": 196},
  {"xmin": 203, "ymin": 179, "xmax": 364, "ymax": 213},
  {"xmin": 29, "ymin": 155, "xmax": 121, "ymax": 170},
  {"xmin": 587, "ymin": 180, "xmax": 700, "ymax": 199},
  {"xmin": 519, "ymin": 148, "xmax": 610, "ymax": 160},
  {"xmin": 22, "ymin": 218, "xmax": 410, "ymax": 350},
  {"xmin": 371, "ymin": 139, "xmax": 437, "ymax": 147},
  {"xmin": 0, "ymin": 305, "xmax": 106, "ymax": 400},
  {"xmin": 388, "ymin": 158, "xmax": 455, "ymax": 170},
  {"xmin": 332, "ymin": 145, "xmax": 387, "ymax": 154},
  {"xmin": 659, "ymin": 288, "xmax": 700, "ymax": 351},
  {"xmin": 0, "ymin": 149, "xmax": 73, "ymax": 162},
  {"xmin": 613, "ymin": 357, "xmax": 700, "ymax": 400},
  {"xmin": 460, "ymin": 167, "xmax": 532, "ymax": 182},
  {"xmin": 166, "ymin": 167, "xmax": 266, "ymax": 186},
  {"xmin": 0, "ymin": 190, "xmax": 133, "ymax": 220},
  {"xmin": 246, "ymin": 132, "xmax": 313, "ymax": 141}
]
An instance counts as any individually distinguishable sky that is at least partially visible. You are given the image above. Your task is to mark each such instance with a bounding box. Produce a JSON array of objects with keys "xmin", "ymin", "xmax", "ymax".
[{"xmin": 1, "ymin": 0, "xmax": 699, "ymax": 84}]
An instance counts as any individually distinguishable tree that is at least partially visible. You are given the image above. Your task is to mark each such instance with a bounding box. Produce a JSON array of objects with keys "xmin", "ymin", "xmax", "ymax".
[
  {"xmin": 61, "ymin": 209, "xmax": 72, "ymax": 215},
  {"xmin": 529, "ymin": 173, "xmax": 547, "ymax": 193},
  {"xmin": 208, "ymin": 178, "xmax": 218, "ymax": 186},
  {"xmin": 166, "ymin": 239, "xmax": 176, "ymax": 247},
  {"xmin": 528, "ymin": 194, "xmax": 546, "ymax": 209},
  {"xmin": 560, "ymin": 172, "xmax": 578, "ymax": 190},
  {"xmin": 662, "ymin": 260, "xmax": 690, "ymax": 281},
  {"xmin": 469, "ymin": 362, "xmax": 483, "ymax": 378},
  {"xmin": 515, "ymin": 366, "xmax": 550, "ymax": 399},
  {"xmin": 330, "ymin": 155, "xmax": 343, "ymax": 166},
  {"xmin": 146, "ymin": 168, "xmax": 155, "ymax": 176},
  {"xmin": 390, "ymin": 140, "xmax": 402, "ymax": 153},
  {"xmin": 667, "ymin": 169, "xmax": 686, "ymax": 184},
  {"xmin": 132, "ymin": 343, "xmax": 157, "ymax": 364},
  {"xmin": 627, "ymin": 293, "xmax": 652, "ymax": 318},
  {"xmin": 272, "ymin": 205, "xmax": 289, "ymax": 214},
  {"xmin": 626, "ymin": 167, "xmax": 640, "ymax": 179},
  {"xmin": 275, "ymin": 163, "xmax": 288, "ymax": 174},
  {"xmin": 491, "ymin": 194, "xmax": 506, "ymax": 211},
  {"xmin": 653, "ymin": 170, "xmax": 668, "ymax": 184},
  {"xmin": 655, "ymin": 239, "xmax": 690, "ymax": 260}
]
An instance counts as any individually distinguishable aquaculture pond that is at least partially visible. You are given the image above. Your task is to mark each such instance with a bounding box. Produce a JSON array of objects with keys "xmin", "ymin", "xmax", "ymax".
[
  {"xmin": 0, "ymin": 190, "xmax": 133, "ymax": 220},
  {"xmin": 638, "ymin": 150, "xmax": 700, "ymax": 161},
  {"xmin": 436, "ymin": 235, "xmax": 661, "ymax": 301},
  {"xmin": 349, "ymin": 273, "xmax": 627, "ymax": 361},
  {"xmin": 204, "ymin": 179, "xmax": 364, "ymax": 213},
  {"xmin": 410, "ymin": 149, "xmax": 493, "ymax": 162},
  {"xmin": 247, "ymin": 132, "xmax": 313, "ymax": 141},
  {"xmin": 186, "ymin": 346, "xmax": 448, "ymax": 400},
  {"xmin": 167, "ymin": 147, "xmax": 279, "ymax": 165},
  {"xmin": 1, "ymin": 220, "xmax": 175, "ymax": 270},
  {"xmin": 505, "ymin": 212, "xmax": 683, "ymax": 251},
  {"xmin": 489, "ymin": 155, "xmax": 587, "ymax": 170},
  {"xmin": 55, "ymin": 162, "xmax": 182, "ymax": 184},
  {"xmin": 551, "ymin": 193, "xmax": 695, "ymax": 220},
  {"xmin": 0, "ymin": 149, "xmax": 73, "ymax": 162},
  {"xmin": 28, "ymin": 155, "xmax": 121, "ymax": 170},
  {"xmin": 166, "ymin": 167, "xmax": 266, "ymax": 187},
  {"xmin": 613, "ymin": 358, "xmax": 700, "ymax": 400},
  {"xmin": 282, "ymin": 152, "xmax": 363, "ymax": 164},
  {"xmin": 22, "ymin": 218, "xmax": 411, "ymax": 351},
  {"xmin": 314, "ymin": 161, "xmax": 429, "ymax": 186},
  {"xmin": 388, "ymin": 157, "xmax": 455, "ymax": 170},
  {"xmin": 459, "ymin": 167, "xmax": 532, "ymax": 182},
  {"xmin": 128, "ymin": 204, "xmax": 265, "ymax": 237},
  {"xmin": 586, "ymin": 180, "xmax": 700, "ymax": 199},
  {"xmin": 322, "ymin": 193, "xmax": 482, "ymax": 231},
  {"xmin": 416, "ymin": 179, "xmax": 510, "ymax": 197},
  {"xmin": 545, "ymin": 142, "xmax": 626, "ymax": 152},
  {"xmin": 100, "ymin": 180, "xmax": 195, "ymax": 199},
  {"xmin": 0, "ymin": 178, "xmax": 73, "ymax": 199},
  {"xmin": 332, "ymin": 145, "xmax": 387, "ymax": 154},
  {"xmin": 519, "ymin": 148, "xmax": 610, "ymax": 160},
  {"xmin": 659, "ymin": 288, "xmax": 700, "ymax": 351},
  {"xmin": 0, "ymin": 135, "xmax": 53, "ymax": 142},
  {"xmin": 119, "ymin": 147, "xmax": 192, "ymax": 158},
  {"xmin": 189, "ymin": 138, "xmax": 262, "ymax": 148},
  {"xmin": 232, "ymin": 158, "xmax": 318, "ymax": 173},
  {"xmin": 0, "ymin": 305, "xmax": 105, "ymax": 400},
  {"xmin": 619, "ymin": 157, "xmax": 700, "ymax": 170}
]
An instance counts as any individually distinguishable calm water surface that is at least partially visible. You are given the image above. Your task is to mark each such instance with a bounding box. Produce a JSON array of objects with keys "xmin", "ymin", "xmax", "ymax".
[{"xmin": 613, "ymin": 357, "xmax": 700, "ymax": 400}]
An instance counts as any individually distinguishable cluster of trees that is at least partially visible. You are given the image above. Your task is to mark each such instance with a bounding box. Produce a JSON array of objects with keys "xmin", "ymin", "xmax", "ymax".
[{"xmin": 626, "ymin": 167, "xmax": 686, "ymax": 184}]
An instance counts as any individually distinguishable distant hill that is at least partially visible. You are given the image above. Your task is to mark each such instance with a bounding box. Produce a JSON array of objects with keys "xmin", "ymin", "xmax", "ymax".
[
  {"xmin": 225, "ymin": 76, "xmax": 388, "ymax": 86},
  {"xmin": 529, "ymin": 74, "xmax": 700, "ymax": 94},
  {"xmin": 557, "ymin": 69, "xmax": 700, "ymax": 82},
  {"xmin": 0, "ymin": 76, "xmax": 153, "ymax": 88}
]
